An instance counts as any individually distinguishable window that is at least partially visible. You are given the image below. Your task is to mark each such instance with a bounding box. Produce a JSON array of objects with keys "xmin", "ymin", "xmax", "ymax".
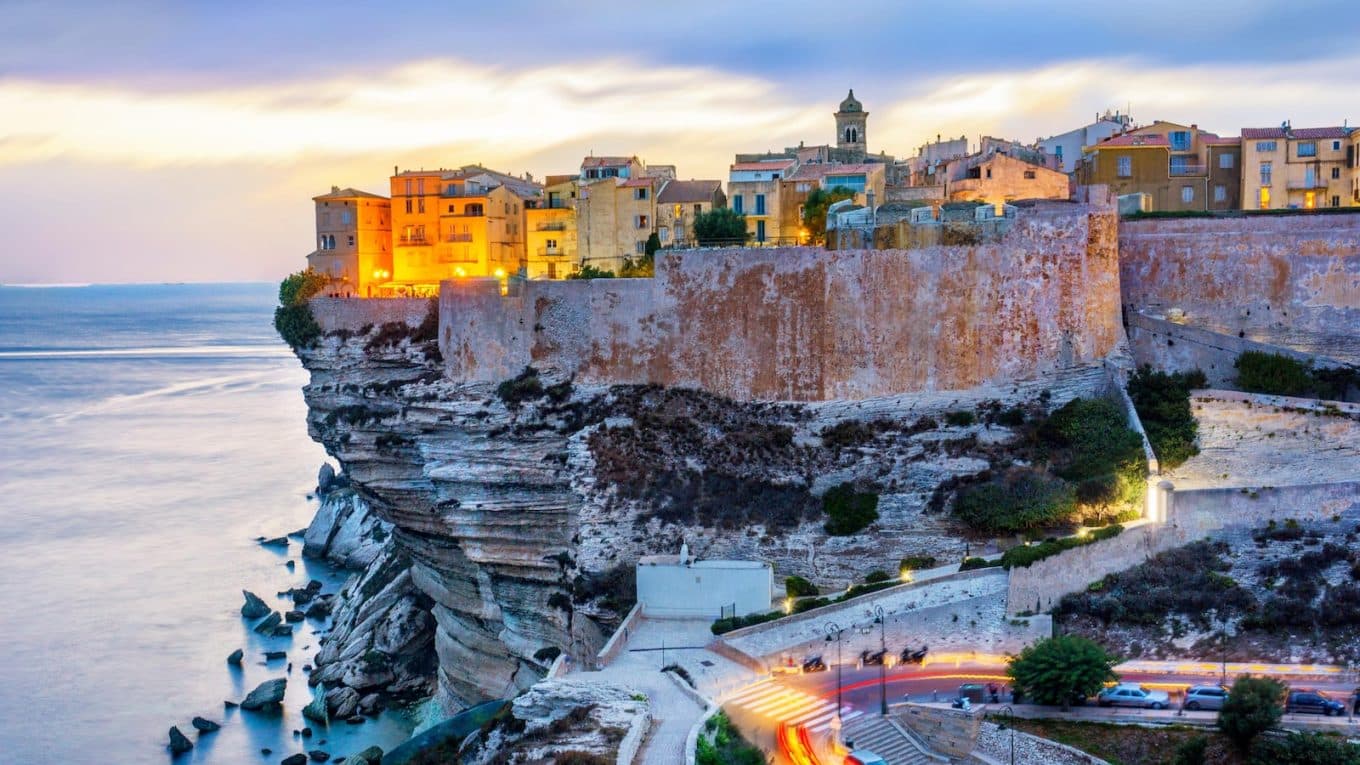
[
  {"xmin": 1333, "ymin": 140, "xmax": 1342, "ymax": 151},
  {"xmin": 1255, "ymin": 141, "xmax": 1276, "ymax": 152},
  {"xmin": 1333, "ymin": 195, "xmax": 1342, "ymax": 207},
  {"xmin": 1116, "ymin": 156, "xmax": 1132, "ymax": 177},
  {"xmin": 1297, "ymin": 141, "xmax": 1317, "ymax": 157},
  {"xmin": 504, "ymin": 203, "xmax": 510, "ymax": 214},
  {"xmin": 448, "ymin": 204, "xmax": 455, "ymax": 213},
  {"xmin": 1169, "ymin": 155, "xmax": 1191, "ymax": 175},
  {"xmin": 1023, "ymin": 170, "xmax": 1036, "ymax": 179},
  {"xmin": 1181, "ymin": 186, "xmax": 1194, "ymax": 203},
  {"xmin": 1260, "ymin": 161, "xmax": 1272, "ymax": 185},
  {"xmin": 318, "ymin": 235, "xmax": 327, "ymax": 250},
  {"xmin": 1305, "ymin": 191, "xmax": 1316, "ymax": 209},
  {"xmin": 1332, "ymin": 167, "xmax": 1341, "ymax": 179},
  {"xmin": 341, "ymin": 210, "xmax": 354, "ymax": 225},
  {"xmin": 404, "ymin": 198, "xmax": 413, "ymax": 214},
  {"xmin": 635, "ymin": 214, "xmax": 649, "ymax": 228},
  {"xmin": 465, "ymin": 203, "xmax": 483, "ymax": 216},
  {"xmin": 985, "ymin": 168, "xmax": 993, "ymax": 179},
  {"xmin": 404, "ymin": 179, "xmax": 412, "ymax": 195},
  {"xmin": 756, "ymin": 219, "xmax": 766, "ymax": 242},
  {"xmin": 417, "ymin": 197, "xmax": 424, "ymax": 214},
  {"xmin": 1219, "ymin": 153, "xmax": 1234, "ymax": 169},
  {"xmin": 545, "ymin": 238, "xmax": 558, "ymax": 249},
  {"xmin": 1214, "ymin": 185, "xmax": 1227, "ymax": 202},
  {"xmin": 635, "ymin": 241, "xmax": 646, "ymax": 254},
  {"xmin": 732, "ymin": 194, "xmax": 744, "ymax": 214},
  {"xmin": 1170, "ymin": 131, "xmax": 1191, "ymax": 151},
  {"xmin": 1259, "ymin": 187, "xmax": 1271, "ymax": 209},
  {"xmin": 633, "ymin": 188, "xmax": 648, "ymax": 200},
  {"xmin": 796, "ymin": 182, "xmax": 812, "ymax": 192},
  {"xmin": 347, "ymin": 235, "xmax": 355, "ymax": 246},
  {"xmin": 694, "ymin": 204, "xmax": 702, "ymax": 216},
  {"xmin": 755, "ymin": 194, "xmax": 766, "ymax": 215},
  {"xmin": 659, "ymin": 227, "xmax": 670, "ymax": 241}
]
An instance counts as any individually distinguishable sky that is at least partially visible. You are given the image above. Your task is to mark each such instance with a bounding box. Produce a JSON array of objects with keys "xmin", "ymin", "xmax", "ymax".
[{"xmin": 2, "ymin": 0, "xmax": 1358, "ymax": 284}]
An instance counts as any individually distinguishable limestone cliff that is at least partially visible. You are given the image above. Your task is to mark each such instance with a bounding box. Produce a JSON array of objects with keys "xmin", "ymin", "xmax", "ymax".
[{"xmin": 295, "ymin": 321, "xmax": 1116, "ymax": 711}]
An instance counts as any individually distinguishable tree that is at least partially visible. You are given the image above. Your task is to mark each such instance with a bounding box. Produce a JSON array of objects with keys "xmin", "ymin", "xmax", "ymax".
[
  {"xmin": 1006, "ymin": 635, "xmax": 1119, "ymax": 710},
  {"xmin": 568, "ymin": 264, "xmax": 616, "ymax": 280},
  {"xmin": 644, "ymin": 232, "xmax": 661, "ymax": 257},
  {"xmin": 801, "ymin": 185, "xmax": 856, "ymax": 244},
  {"xmin": 1218, "ymin": 676, "xmax": 1284, "ymax": 752},
  {"xmin": 693, "ymin": 208, "xmax": 748, "ymax": 246},
  {"xmin": 619, "ymin": 251, "xmax": 654, "ymax": 278},
  {"xmin": 273, "ymin": 268, "xmax": 328, "ymax": 349}
]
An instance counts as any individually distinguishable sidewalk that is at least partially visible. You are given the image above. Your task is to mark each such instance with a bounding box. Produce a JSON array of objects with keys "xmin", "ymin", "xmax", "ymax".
[
  {"xmin": 1117, "ymin": 659, "xmax": 1349, "ymax": 682},
  {"xmin": 919, "ymin": 700, "xmax": 1360, "ymax": 734}
]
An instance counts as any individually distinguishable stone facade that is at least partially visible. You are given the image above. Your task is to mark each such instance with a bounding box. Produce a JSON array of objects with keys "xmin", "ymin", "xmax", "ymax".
[{"xmin": 440, "ymin": 201, "xmax": 1122, "ymax": 401}]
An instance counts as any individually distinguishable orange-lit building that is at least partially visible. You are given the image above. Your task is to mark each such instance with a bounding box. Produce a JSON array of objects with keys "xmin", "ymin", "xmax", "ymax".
[
  {"xmin": 305, "ymin": 187, "xmax": 391, "ymax": 297},
  {"xmin": 1241, "ymin": 124, "xmax": 1356, "ymax": 210},
  {"xmin": 386, "ymin": 165, "xmax": 540, "ymax": 295},
  {"xmin": 525, "ymin": 175, "xmax": 578, "ymax": 279}
]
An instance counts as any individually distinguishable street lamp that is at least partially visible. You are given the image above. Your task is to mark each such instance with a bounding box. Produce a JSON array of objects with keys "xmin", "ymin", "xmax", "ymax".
[
  {"xmin": 996, "ymin": 705, "xmax": 1015, "ymax": 765},
  {"xmin": 873, "ymin": 605, "xmax": 888, "ymax": 715},
  {"xmin": 825, "ymin": 621, "xmax": 845, "ymax": 727}
]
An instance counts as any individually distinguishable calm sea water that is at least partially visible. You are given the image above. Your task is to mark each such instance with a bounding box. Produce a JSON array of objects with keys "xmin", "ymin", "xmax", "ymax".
[{"xmin": 0, "ymin": 284, "xmax": 415, "ymax": 763}]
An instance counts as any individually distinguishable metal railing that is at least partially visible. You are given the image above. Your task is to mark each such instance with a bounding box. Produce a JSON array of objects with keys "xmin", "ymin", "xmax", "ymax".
[
  {"xmin": 440, "ymin": 187, "xmax": 488, "ymax": 198},
  {"xmin": 445, "ymin": 233, "xmax": 473, "ymax": 242},
  {"xmin": 398, "ymin": 235, "xmax": 430, "ymax": 245},
  {"xmin": 536, "ymin": 246, "xmax": 564, "ymax": 257},
  {"xmin": 1287, "ymin": 178, "xmax": 1328, "ymax": 190},
  {"xmin": 1168, "ymin": 163, "xmax": 1207, "ymax": 177},
  {"xmin": 535, "ymin": 222, "xmax": 568, "ymax": 231}
]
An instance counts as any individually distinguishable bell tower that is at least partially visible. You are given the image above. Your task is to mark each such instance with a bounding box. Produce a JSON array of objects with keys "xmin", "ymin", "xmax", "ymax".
[{"xmin": 835, "ymin": 89, "xmax": 868, "ymax": 161}]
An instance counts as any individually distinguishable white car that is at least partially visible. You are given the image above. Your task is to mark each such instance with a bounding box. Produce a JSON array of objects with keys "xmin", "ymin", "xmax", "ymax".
[{"xmin": 1097, "ymin": 683, "xmax": 1171, "ymax": 710}]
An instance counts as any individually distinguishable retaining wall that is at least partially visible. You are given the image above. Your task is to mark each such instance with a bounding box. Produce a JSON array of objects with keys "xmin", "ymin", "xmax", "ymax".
[
  {"xmin": 310, "ymin": 296, "xmax": 431, "ymax": 333},
  {"xmin": 440, "ymin": 202, "xmax": 1121, "ymax": 401}
]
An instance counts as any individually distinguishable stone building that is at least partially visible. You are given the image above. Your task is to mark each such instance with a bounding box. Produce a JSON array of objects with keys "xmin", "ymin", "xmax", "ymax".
[
  {"xmin": 655, "ymin": 179, "xmax": 725, "ymax": 248},
  {"xmin": 1241, "ymin": 124, "xmax": 1356, "ymax": 210},
  {"xmin": 728, "ymin": 157, "xmax": 797, "ymax": 245},
  {"xmin": 834, "ymin": 89, "xmax": 868, "ymax": 162},
  {"xmin": 945, "ymin": 153, "xmax": 1070, "ymax": 209},
  {"xmin": 306, "ymin": 187, "xmax": 392, "ymax": 297},
  {"xmin": 1080, "ymin": 121, "xmax": 1237, "ymax": 212},
  {"xmin": 524, "ymin": 175, "xmax": 578, "ymax": 279}
]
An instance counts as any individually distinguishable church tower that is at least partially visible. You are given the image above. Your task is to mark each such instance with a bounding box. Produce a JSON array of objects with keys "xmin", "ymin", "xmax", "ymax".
[{"xmin": 835, "ymin": 89, "xmax": 868, "ymax": 161}]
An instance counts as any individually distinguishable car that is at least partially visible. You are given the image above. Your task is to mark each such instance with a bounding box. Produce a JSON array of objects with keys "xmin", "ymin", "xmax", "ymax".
[
  {"xmin": 1097, "ymin": 683, "xmax": 1171, "ymax": 710},
  {"xmin": 1286, "ymin": 690, "xmax": 1346, "ymax": 716},
  {"xmin": 860, "ymin": 650, "xmax": 886, "ymax": 666},
  {"xmin": 802, "ymin": 654, "xmax": 827, "ymax": 673},
  {"xmin": 844, "ymin": 752, "xmax": 887, "ymax": 765},
  {"xmin": 1184, "ymin": 685, "xmax": 1229, "ymax": 711}
]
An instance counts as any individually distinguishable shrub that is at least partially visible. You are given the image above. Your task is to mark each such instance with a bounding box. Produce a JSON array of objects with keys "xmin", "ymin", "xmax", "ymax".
[
  {"xmin": 692, "ymin": 208, "xmax": 749, "ymax": 247},
  {"xmin": 820, "ymin": 419, "xmax": 875, "ymax": 448},
  {"xmin": 944, "ymin": 410, "xmax": 976, "ymax": 427},
  {"xmin": 696, "ymin": 711, "xmax": 765, "ymax": 765},
  {"xmin": 496, "ymin": 366, "xmax": 545, "ymax": 407},
  {"xmin": 1173, "ymin": 735, "xmax": 1209, "ymax": 765},
  {"xmin": 568, "ymin": 264, "xmax": 616, "ymax": 279},
  {"xmin": 997, "ymin": 407, "xmax": 1027, "ymax": 427},
  {"xmin": 863, "ymin": 570, "xmax": 891, "ymax": 584},
  {"xmin": 572, "ymin": 563, "xmax": 636, "ymax": 614},
  {"xmin": 960, "ymin": 557, "xmax": 1002, "ymax": 571},
  {"xmin": 785, "ymin": 575, "xmax": 818, "ymax": 597},
  {"xmin": 900, "ymin": 555, "xmax": 937, "ymax": 572},
  {"xmin": 1127, "ymin": 365, "xmax": 1204, "ymax": 469},
  {"xmin": 1235, "ymin": 351, "xmax": 1312, "ymax": 396},
  {"xmin": 556, "ymin": 753, "xmax": 612, "ymax": 765},
  {"xmin": 953, "ymin": 469, "xmax": 1077, "ymax": 534},
  {"xmin": 1218, "ymin": 676, "xmax": 1285, "ymax": 752},
  {"xmin": 822, "ymin": 483, "xmax": 879, "ymax": 536},
  {"xmin": 273, "ymin": 269, "xmax": 328, "ymax": 348},
  {"xmin": 1250, "ymin": 732, "xmax": 1360, "ymax": 764},
  {"xmin": 711, "ymin": 610, "xmax": 783, "ymax": 635},
  {"xmin": 1007, "ymin": 635, "xmax": 1119, "ymax": 710}
]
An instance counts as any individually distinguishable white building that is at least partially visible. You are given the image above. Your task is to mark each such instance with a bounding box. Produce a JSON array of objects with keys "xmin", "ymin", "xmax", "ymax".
[{"xmin": 1039, "ymin": 111, "xmax": 1133, "ymax": 173}]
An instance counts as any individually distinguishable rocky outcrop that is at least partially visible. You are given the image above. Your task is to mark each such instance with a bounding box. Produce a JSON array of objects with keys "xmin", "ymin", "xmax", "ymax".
[
  {"xmin": 240, "ymin": 678, "xmax": 287, "ymax": 711},
  {"xmin": 304, "ymin": 487, "xmax": 390, "ymax": 569},
  {"xmin": 241, "ymin": 590, "xmax": 271, "ymax": 619},
  {"xmin": 457, "ymin": 679, "xmax": 649, "ymax": 765},
  {"xmin": 296, "ymin": 325, "xmax": 1114, "ymax": 711},
  {"xmin": 167, "ymin": 726, "xmax": 193, "ymax": 755}
]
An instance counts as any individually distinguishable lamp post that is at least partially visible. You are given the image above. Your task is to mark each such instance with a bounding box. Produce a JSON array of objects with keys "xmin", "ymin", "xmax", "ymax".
[
  {"xmin": 873, "ymin": 605, "xmax": 888, "ymax": 715},
  {"xmin": 825, "ymin": 621, "xmax": 845, "ymax": 727},
  {"xmin": 996, "ymin": 705, "xmax": 1015, "ymax": 765}
]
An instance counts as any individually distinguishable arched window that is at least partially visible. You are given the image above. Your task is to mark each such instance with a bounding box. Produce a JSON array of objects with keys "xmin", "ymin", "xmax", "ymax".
[
  {"xmin": 327, "ymin": 234, "xmax": 336, "ymax": 249},
  {"xmin": 319, "ymin": 235, "xmax": 327, "ymax": 250}
]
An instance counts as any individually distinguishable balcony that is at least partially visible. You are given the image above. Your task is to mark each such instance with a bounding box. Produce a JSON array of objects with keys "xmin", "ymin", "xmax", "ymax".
[
  {"xmin": 536, "ymin": 246, "xmax": 565, "ymax": 257},
  {"xmin": 535, "ymin": 222, "xmax": 568, "ymax": 231},
  {"xmin": 398, "ymin": 235, "xmax": 430, "ymax": 246},
  {"xmin": 1287, "ymin": 177, "xmax": 1329, "ymax": 190},
  {"xmin": 445, "ymin": 233, "xmax": 473, "ymax": 243},
  {"xmin": 440, "ymin": 186, "xmax": 488, "ymax": 198},
  {"xmin": 1168, "ymin": 163, "xmax": 1207, "ymax": 177}
]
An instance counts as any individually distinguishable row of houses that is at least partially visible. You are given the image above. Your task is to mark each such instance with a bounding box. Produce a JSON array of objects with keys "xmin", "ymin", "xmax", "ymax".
[{"xmin": 305, "ymin": 91, "xmax": 1360, "ymax": 297}]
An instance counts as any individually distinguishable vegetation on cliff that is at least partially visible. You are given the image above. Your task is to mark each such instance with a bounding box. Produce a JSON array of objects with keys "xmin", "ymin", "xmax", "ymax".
[
  {"xmin": 696, "ymin": 712, "xmax": 765, "ymax": 765},
  {"xmin": 1127, "ymin": 365, "xmax": 1204, "ymax": 468},
  {"xmin": 274, "ymin": 269, "xmax": 327, "ymax": 348},
  {"xmin": 1234, "ymin": 350, "xmax": 1358, "ymax": 401}
]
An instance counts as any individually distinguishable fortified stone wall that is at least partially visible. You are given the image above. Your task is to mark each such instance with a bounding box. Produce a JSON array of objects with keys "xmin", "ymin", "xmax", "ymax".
[
  {"xmin": 440, "ymin": 201, "xmax": 1122, "ymax": 401},
  {"xmin": 1120, "ymin": 214, "xmax": 1360, "ymax": 364},
  {"xmin": 311, "ymin": 296, "xmax": 430, "ymax": 333}
]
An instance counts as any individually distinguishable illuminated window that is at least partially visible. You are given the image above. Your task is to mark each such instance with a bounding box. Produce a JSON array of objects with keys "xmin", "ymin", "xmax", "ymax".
[
  {"xmin": 1305, "ymin": 192, "xmax": 1316, "ymax": 209},
  {"xmin": 1259, "ymin": 187, "xmax": 1271, "ymax": 209},
  {"xmin": 1116, "ymin": 156, "xmax": 1132, "ymax": 177}
]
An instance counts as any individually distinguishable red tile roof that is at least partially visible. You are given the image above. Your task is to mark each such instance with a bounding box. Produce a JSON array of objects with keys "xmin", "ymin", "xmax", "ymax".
[
  {"xmin": 657, "ymin": 179, "xmax": 722, "ymax": 203},
  {"xmin": 787, "ymin": 162, "xmax": 883, "ymax": 181},
  {"xmin": 1242, "ymin": 126, "xmax": 1351, "ymax": 140},
  {"xmin": 1094, "ymin": 133, "xmax": 1169, "ymax": 148},
  {"xmin": 730, "ymin": 159, "xmax": 796, "ymax": 171},
  {"xmin": 581, "ymin": 156, "xmax": 636, "ymax": 168},
  {"xmin": 313, "ymin": 187, "xmax": 388, "ymax": 201},
  {"xmin": 1202, "ymin": 136, "xmax": 1241, "ymax": 146},
  {"xmin": 620, "ymin": 178, "xmax": 654, "ymax": 188}
]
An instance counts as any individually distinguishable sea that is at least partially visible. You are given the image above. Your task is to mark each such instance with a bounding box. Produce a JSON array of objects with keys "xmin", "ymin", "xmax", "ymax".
[{"xmin": 0, "ymin": 283, "xmax": 417, "ymax": 763}]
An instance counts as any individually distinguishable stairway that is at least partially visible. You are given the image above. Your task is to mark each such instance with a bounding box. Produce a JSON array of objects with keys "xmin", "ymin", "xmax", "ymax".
[{"xmin": 840, "ymin": 715, "xmax": 944, "ymax": 765}]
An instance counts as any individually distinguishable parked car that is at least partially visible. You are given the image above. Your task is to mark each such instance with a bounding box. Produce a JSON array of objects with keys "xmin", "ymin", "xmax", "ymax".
[
  {"xmin": 1286, "ymin": 690, "xmax": 1346, "ymax": 716},
  {"xmin": 1097, "ymin": 683, "xmax": 1171, "ymax": 709},
  {"xmin": 802, "ymin": 654, "xmax": 827, "ymax": 673},
  {"xmin": 1184, "ymin": 685, "xmax": 1229, "ymax": 711}
]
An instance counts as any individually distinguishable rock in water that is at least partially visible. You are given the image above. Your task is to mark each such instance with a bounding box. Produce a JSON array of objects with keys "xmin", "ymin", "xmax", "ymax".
[
  {"xmin": 318, "ymin": 463, "xmax": 337, "ymax": 493},
  {"xmin": 309, "ymin": 750, "xmax": 330, "ymax": 762},
  {"xmin": 358, "ymin": 693, "xmax": 382, "ymax": 715},
  {"xmin": 253, "ymin": 611, "xmax": 283, "ymax": 634},
  {"xmin": 168, "ymin": 726, "xmax": 193, "ymax": 754},
  {"xmin": 272, "ymin": 625, "xmax": 294, "ymax": 638},
  {"xmin": 302, "ymin": 694, "xmax": 329, "ymax": 725},
  {"xmin": 242, "ymin": 591, "xmax": 271, "ymax": 619},
  {"xmin": 324, "ymin": 687, "xmax": 359, "ymax": 719},
  {"xmin": 261, "ymin": 536, "xmax": 289, "ymax": 548},
  {"xmin": 191, "ymin": 716, "xmax": 221, "ymax": 732},
  {"xmin": 285, "ymin": 610, "xmax": 305, "ymax": 623},
  {"xmin": 265, "ymin": 650, "xmax": 287, "ymax": 660},
  {"xmin": 281, "ymin": 754, "xmax": 308, "ymax": 765},
  {"xmin": 227, "ymin": 648, "xmax": 244, "ymax": 665},
  {"xmin": 304, "ymin": 596, "xmax": 333, "ymax": 620},
  {"xmin": 240, "ymin": 678, "xmax": 287, "ymax": 711},
  {"xmin": 353, "ymin": 745, "xmax": 384, "ymax": 764}
]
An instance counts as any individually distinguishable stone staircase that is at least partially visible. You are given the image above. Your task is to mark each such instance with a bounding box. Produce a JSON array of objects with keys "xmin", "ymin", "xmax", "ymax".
[{"xmin": 841, "ymin": 715, "xmax": 948, "ymax": 765}]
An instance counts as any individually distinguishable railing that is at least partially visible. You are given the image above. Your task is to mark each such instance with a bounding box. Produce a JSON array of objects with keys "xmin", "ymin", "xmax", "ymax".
[
  {"xmin": 1287, "ymin": 178, "xmax": 1328, "ymax": 190},
  {"xmin": 536, "ymin": 246, "xmax": 564, "ymax": 257},
  {"xmin": 1168, "ymin": 163, "xmax": 1207, "ymax": 176},
  {"xmin": 445, "ymin": 233, "xmax": 473, "ymax": 242},
  {"xmin": 440, "ymin": 187, "xmax": 487, "ymax": 198},
  {"xmin": 398, "ymin": 235, "xmax": 429, "ymax": 245},
  {"xmin": 444, "ymin": 211, "xmax": 484, "ymax": 218},
  {"xmin": 535, "ymin": 222, "xmax": 568, "ymax": 231}
]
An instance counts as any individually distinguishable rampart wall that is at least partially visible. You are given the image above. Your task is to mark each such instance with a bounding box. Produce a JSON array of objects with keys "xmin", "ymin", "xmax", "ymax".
[
  {"xmin": 440, "ymin": 202, "xmax": 1122, "ymax": 401},
  {"xmin": 1120, "ymin": 214, "xmax": 1360, "ymax": 364},
  {"xmin": 311, "ymin": 296, "xmax": 430, "ymax": 332}
]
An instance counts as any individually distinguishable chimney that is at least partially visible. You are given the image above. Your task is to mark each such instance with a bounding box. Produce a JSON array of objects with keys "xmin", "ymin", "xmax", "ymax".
[
  {"xmin": 393, "ymin": 165, "xmax": 398, "ymax": 176},
  {"xmin": 331, "ymin": 185, "xmax": 339, "ymax": 193}
]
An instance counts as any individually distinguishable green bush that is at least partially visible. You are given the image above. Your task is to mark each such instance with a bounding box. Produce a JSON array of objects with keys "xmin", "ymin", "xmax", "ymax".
[
  {"xmin": 785, "ymin": 575, "xmax": 818, "ymax": 597},
  {"xmin": 1235, "ymin": 351, "xmax": 1312, "ymax": 396},
  {"xmin": 568, "ymin": 264, "xmax": 616, "ymax": 279},
  {"xmin": 496, "ymin": 366, "xmax": 545, "ymax": 406},
  {"xmin": 1250, "ymin": 732, "xmax": 1360, "ymax": 764},
  {"xmin": 900, "ymin": 555, "xmax": 937, "ymax": 572},
  {"xmin": 960, "ymin": 557, "xmax": 1003, "ymax": 571},
  {"xmin": 822, "ymin": 483, "xmax": 879, "ymax": 536},
  {"xmin": 696, "ymin": 712, "xmax": 765, "ymax": 765},
  {"xmin": 1127, "ymin": 365, "xmax": 1204, "ymax": 469},
  {"xmin": 863, "ymin": 570, "xmax": 891, "ymax": 584},
  {"xmin": 999, "ymin": 527, "xmax": 1122, "ymax": 569},
  {"xmin": 711, "ymin": 610, "xmax": 783, "ymax": 635},
  {"xmin": 1219, "ymin": 676, "xmax": 1285, "ymax": 752},
  {"xmin": 1173, "ymin": 735, "xmax": 1209, "ymax": 765},
  {"xmin": 953, "ymin": 469, "xmax": 1077, "ymax": 534},
  {"xmin": 1007, "ymin": 635, "xmax": 1119, "ymax": 710},
  {"xmin": 273, "ymin": 269, "xmax": 328, "ymax": 348},
  {"xmin": 944, "ymin": 410, "xmax": 976, "ymax": 427}
]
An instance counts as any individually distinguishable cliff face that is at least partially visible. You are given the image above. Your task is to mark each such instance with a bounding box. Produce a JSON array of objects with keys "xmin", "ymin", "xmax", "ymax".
[{"xmin": 297, "ymin": 320, "xmax": 1116, "ymax": 710}]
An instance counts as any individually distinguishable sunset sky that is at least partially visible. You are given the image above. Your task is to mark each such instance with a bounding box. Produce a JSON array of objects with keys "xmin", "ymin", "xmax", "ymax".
[{"xmin": 3, "ymin": 0, "xmax": 1358, "ymax": 283}]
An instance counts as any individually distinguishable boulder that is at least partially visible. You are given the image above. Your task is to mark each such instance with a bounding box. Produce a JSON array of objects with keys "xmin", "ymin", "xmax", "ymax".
[
  {"xmin": 240, "ymin": 678, "xmax": 287, "ymax": 711},
  {"xmin": 324, "ymin": 687, "xmax": 359, "ymax": 719},
  {"xmin": 358, "ymin": 694, "xmax": 383, "ymax": 716},
  {"xmin": 224, "ymin": 701, "xmax": 239, "ymax": 709},
  {"xmin": 304, "ymin": 596, "xmax": 334, "ymax": 620},
  {"xmin": 265, "ymin": 650, "xmax": 288, "ymax": 661},
  {"xmin": 286, "ymin": 560, "xmax": 297, "ymax": 571},
  {"xmin": 288, "ymin": 587, "xmax": 316, "ymax": 605},
  {"xmin": 242, "ymin": 591, "xmax": 271, "ymax": 619},
  {"xmin": 285, "ymin": 610, "xmax": 305, "ymax": 623},
  {"xmin": 191, "ymin": 716, "xmax": 220, "ymax": 732},
  {"xmin": 318, "ymin": 463, "xmax": 337, "ymax": 494},
  {"xmin": 227, "ymin": 648, "xmax": 244, "ymax": 665},
  {"xmin": 253, "ymin": 611, "xmax": 283, "ymax": 634},
  {"xmin": 309, "ymin": 751, "xmax": 330, "ymax": 762},
  {"xmin": 301, "ymin": 726, "xmax": 313, "ymax": 737},
  {"xmin": 167, "ymin": 726, "xmax": 193, "ymax": 755},
  {"xmin": 302, "ymin": 693, "xmax": 329, "ymax": 725},
  {"xmin": 353, "ymin": 745, "xmax": 384, "ymax": 764},
  {"xmin": 281, "ymin": 754, "xmax": 308, "ymax": 765},
  {"xmin": 272, "ymin": 625, "xmax": 294, "ymax": 638},
  {"xmin": 261, "ymin": 536, "xmax": 289, "ymax": 548}
]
